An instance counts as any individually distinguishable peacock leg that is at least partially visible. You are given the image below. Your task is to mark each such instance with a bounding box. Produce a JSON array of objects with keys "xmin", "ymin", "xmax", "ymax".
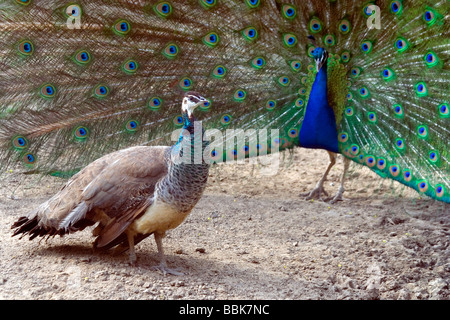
[
  {"xmin": 300, "ymin": 151, "xmax": 336, "ymax": 200},
  {"xmin": 327, "ymin": 157, "xmax": 350, "ymax": 204},
  {"xmin": 151, "ymin": 232, "xmax": 184, "ymax": 276}
]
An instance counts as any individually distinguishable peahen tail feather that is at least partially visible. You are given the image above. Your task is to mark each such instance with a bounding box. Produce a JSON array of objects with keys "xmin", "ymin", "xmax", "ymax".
[{"xmin": 0, "ymin": 0, "xmax": 448, "ymax": 202}]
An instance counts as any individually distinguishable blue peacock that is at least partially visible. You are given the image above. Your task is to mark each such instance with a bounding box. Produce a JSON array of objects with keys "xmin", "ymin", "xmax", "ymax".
[{"xmin": 0, "ymin": 0, "xmax": 448, "ymax": 204}]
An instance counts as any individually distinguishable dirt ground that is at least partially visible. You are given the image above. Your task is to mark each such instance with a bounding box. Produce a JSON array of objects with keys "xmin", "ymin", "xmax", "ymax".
[{"xmin": 0, "ymin": 148, "xmax": 448, "ymax": 300}]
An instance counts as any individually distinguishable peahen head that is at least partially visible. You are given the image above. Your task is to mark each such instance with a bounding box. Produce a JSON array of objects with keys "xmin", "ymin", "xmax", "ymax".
[
  {"xmin": 181, "ymin": 91, "xmax": 209, "ymax": 120},
  {"xmin": 311, "ymin": 47, "xmax": 329, "ymax": 72}
]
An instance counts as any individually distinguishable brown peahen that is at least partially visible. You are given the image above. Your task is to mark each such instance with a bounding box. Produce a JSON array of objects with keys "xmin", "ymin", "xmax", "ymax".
[
  {"xmin": 12, "ymin": 92, "xmax": 210, "ymax": 274},
  {"xmin": 0, "ymin": 0, "xmax": 448, "ymax": 205}
]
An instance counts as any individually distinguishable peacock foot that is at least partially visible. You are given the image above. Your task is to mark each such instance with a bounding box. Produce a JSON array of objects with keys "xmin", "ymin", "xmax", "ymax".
[
  {"xmin": 326, "ymin": 187, "xmax": 346, "ymax": 204},
  {"xmin": 300, "ymin": 183, "xmax": 329, "ymax": 201}
]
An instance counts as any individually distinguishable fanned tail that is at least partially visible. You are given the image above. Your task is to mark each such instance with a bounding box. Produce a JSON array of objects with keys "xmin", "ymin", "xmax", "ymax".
[{"xmin": 0, "ymin": 0, "xmax": 448, "ymax": 202}]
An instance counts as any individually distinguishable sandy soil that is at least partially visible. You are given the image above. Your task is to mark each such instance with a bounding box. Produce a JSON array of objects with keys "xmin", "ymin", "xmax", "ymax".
[{"xmin": 0, "ymin": 148, "xmax": 448, "ymax": 300}]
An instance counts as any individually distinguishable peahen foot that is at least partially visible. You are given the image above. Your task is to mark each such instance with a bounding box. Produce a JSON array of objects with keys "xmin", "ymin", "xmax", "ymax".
[
  {"xmin": 151, "ymin": 232, "xmax": 184, "ymax": 276},
  {"xmin": 151, "ymin": 262, "xmax": 184, "ymax": 276}
]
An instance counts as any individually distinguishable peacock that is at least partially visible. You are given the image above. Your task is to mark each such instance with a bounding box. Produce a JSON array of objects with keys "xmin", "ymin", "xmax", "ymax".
[
  {"xmin": 0, "ymin": 0, "xmax": 449, "ymax": 206},
  {"xmin": 12, "ymin": 91, "xmax": 210, "ymax": 274}
]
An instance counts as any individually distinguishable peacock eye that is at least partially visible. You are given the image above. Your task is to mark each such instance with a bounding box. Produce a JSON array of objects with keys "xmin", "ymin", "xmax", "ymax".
[
  {"xmin": 281, "ymin": 4, "xmax": 297, "ymax": 20},
  {"xmin": 113, "ymin": 19, "xmax": 131, "ymax": 36},
  {"xmin": 203, "ymin": 32, "xmax": 220, "ymax": 47},
  {"xmin": 153, "ymin": 2, "xmax": 173, "ymax": 18}
]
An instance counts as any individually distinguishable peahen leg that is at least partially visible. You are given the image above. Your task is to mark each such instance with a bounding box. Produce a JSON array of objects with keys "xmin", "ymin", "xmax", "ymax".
[
  {"xmin": 327, "ymin": 157, "xmax": 350, "ymax": 204},
  {"xmin": 151, "ymin": 232, "xmax": 184, "ymax": 276},
  {"xmin": 127, "ymin": 230, "xmax": 137, "ymax": 265},
  {"xmin": 300, "ymin": 151, "xmax": 336, "ymax": 201}
]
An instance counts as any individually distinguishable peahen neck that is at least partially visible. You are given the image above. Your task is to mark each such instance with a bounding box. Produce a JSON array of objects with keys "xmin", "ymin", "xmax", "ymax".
[
  {"xmin": 158, "ymin": 112, "xmax": 210, "ymax": 211},
  {"xmin": 299, "ymin": 62, "xmax": 339, "ymax": 153}
]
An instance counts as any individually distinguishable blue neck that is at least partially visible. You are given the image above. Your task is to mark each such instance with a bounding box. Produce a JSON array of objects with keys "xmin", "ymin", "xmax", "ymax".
[
  {"xmin": 298, "ymin": 64, "xmax": 339, "ymax": 153},
  {"xmin": 172, "ymin": 113, "xmax": 208, "ymax": 163}
]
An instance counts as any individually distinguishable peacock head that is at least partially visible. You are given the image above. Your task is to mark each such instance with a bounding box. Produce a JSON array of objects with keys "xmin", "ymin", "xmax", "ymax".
[
  {"xmin": 311, "ymin": 47, "xmax": 328, "ymax": 72},
  {"xmin": 182, "ymin": 91, "xmax": 209, "ymax": 120}
]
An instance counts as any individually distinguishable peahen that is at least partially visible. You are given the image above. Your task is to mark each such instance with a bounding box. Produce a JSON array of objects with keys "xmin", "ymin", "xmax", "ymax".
[
  {"xmin": 0, "ymin": 0, "xmax": 449, "ymax": 204},
  {"xmin": 12, "ymin": 91, "xmax": 211, "ymax": 274}
]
